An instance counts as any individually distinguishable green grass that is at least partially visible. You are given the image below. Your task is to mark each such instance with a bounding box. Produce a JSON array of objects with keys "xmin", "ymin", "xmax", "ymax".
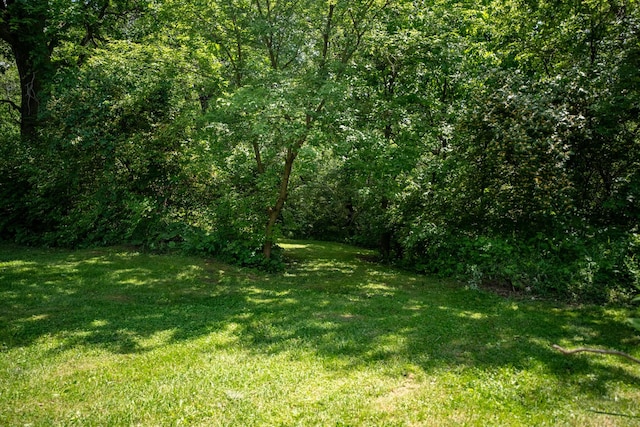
[{"xmin": 1, "ymin": 240, "xmax": 639, "ymax": 426}]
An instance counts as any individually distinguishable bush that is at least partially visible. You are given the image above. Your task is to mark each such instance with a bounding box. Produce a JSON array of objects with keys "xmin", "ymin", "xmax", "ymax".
[
  {"xmin": 399, "ymin": 224, "xmax": 639, "ymax": 303},
  {"xmin": 180, "ymin": 225, "xmax": 284, "ymax": 272}
]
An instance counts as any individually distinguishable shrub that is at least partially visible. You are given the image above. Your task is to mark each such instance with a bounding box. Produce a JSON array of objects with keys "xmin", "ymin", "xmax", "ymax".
[{"xmin": 399, "ymin": 224, "xmax": 639, "ymax": 303}]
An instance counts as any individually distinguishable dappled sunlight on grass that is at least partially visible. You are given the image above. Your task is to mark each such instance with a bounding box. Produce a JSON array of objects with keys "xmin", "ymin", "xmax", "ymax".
[{"xmin": 1, "ymin": 241, "xmax": 640, "ymax": 425}]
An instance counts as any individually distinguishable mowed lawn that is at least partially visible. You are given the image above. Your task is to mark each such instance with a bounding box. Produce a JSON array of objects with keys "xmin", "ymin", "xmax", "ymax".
[{"xmin": 1, "ymin": 240, "xmax": 639, "ymax": 426}]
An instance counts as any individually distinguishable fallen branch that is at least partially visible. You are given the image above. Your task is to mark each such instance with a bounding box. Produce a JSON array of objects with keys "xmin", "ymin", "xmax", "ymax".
[{"xmin": 553, "ymin": 344, "xmax": 640, "ymax": 365}]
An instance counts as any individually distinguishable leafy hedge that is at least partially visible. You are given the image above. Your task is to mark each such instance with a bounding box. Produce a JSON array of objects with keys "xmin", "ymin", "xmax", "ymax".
[{"xmin": 399, "ymin": 225, "xmax": 639, "ymax": 303}]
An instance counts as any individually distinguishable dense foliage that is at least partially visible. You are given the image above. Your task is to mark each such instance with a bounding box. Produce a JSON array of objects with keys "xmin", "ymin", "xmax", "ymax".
[{"xmin": 1, "ymin": 0, "xmax": 638, "ymax": 301}]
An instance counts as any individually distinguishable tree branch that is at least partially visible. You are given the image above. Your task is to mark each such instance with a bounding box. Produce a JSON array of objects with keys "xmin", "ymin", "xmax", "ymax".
[
  {"xmin": 0, "ymin": 98, "xmax": 19, "ymax": 110},
  {"xmin": 252, "ymin": 141, "xmax": 265, "ymax": 174},
  {"xmin": 552, "ymin": 344, "xmax": 640, "ymax": 365},
  {"xmin": 1, "ymin": 98, "xmax": 20, "ymax": 112},
  {"xmin": 320, "ymin": 3, "xmax": 335, "ymax": 68}
]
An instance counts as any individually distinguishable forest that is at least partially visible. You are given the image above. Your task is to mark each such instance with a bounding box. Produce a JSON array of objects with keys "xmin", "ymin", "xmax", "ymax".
[{"xmin": 1, "ymin": 0, "xmax": 639, "ymax": 303}]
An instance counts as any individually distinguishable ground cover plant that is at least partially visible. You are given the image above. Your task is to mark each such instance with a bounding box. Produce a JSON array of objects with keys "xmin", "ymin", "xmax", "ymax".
[{"xmin": 1, "ymin": 240, "xmax": 639, "ymax": 426}]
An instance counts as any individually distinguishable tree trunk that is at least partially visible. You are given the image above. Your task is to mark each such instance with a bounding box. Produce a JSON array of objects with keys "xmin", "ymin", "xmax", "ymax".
[
  {"xmin": 1, "ymin": 0, "xmax": 52, "ymax": 142},
  {"xmin": 263, "ymin": 146, "xmax": 298, "ymax": 259},
  {"xmin": 261, "ymin": 104, "xmax": 323, "ymax": 259},
  {"xmin": 13, "ymin": 43, "xmax": 50, "ymax": 141}
]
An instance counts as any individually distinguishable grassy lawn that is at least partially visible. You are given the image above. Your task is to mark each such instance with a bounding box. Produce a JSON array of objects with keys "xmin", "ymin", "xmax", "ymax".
[{"xmin": 1, "ymin": 240, "xmax": 639, "ymax": 426}]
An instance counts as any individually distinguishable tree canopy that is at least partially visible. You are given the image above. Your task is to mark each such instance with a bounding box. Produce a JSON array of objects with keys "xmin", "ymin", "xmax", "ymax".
[{"xmin": 1, "ymin": 0, "xmax": 638, "ymax": 301}]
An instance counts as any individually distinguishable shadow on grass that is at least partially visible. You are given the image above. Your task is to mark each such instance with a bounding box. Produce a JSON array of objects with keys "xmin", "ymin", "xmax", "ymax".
[{"xmin": 1, "ymin": 241, "xmax": 639, "ymax": 395}]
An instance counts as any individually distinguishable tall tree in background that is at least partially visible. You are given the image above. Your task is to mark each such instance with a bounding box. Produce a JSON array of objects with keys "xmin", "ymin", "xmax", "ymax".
[
  {"xmin": 0, "ymin": 0, "xmax": 194, "ymax": 246},
  {"xmin": 0, "ymin": 0, "xmax": 146, "ymax": 141},
  {"xmin": 0, "ymin": 0, "xmax": 52, "ymax": 140}
]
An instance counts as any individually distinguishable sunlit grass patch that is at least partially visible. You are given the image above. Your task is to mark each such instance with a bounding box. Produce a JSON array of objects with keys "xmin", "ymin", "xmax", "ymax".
[{"xmin": 1, "ymin": 241, "xmax": 639, "ymax": 425}]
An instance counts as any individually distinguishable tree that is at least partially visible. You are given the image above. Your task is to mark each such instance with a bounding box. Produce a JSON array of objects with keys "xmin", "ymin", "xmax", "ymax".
[
  {"xmin": 396, "ymin": 0, "xmax": 640, "ymax": 298},
  {"xmin": 481, "ymin": 0, "xmax": 640, "ymax": 230},
  {"xmin": 0, "ymin": 0, "xmax": 52, "ymax": 140},
  {"xmin": 197, "ymin": 0, "xmax": 390, "ymax": 259},
  {"xmin": 0, "ymin": 0, "xmax": 147, "ymax": 141},
  {"xmin": 0, "ymin": 1, "xmax": 208, "ymax": 247}
]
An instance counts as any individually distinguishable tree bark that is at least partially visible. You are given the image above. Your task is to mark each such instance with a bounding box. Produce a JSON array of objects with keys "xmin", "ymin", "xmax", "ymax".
[
  {"xmin": 263, "ymin": 144, "xmax": 299, "ymax": 259},
  {"xmin": 13, "ymin": 44, "xmax": 51, "ymax": 141},
  {"xmin": 1, "ymin": 0, "xmax": 53, "ymax": 142}
]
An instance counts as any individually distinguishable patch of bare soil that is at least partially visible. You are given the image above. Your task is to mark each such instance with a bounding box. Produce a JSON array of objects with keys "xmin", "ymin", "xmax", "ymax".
[{"xmin": 375, "ymin": 373, "xmax": 420, "ymax": 412}]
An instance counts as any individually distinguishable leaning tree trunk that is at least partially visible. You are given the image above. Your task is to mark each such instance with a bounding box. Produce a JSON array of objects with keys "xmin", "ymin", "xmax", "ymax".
[
  {"xmin": 261, "ymin": 101, "xmax": 324, "ymax": 259},
  {"xmin": 263, "ymin": 145, "xmax": 299, "ymax": 259}
]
